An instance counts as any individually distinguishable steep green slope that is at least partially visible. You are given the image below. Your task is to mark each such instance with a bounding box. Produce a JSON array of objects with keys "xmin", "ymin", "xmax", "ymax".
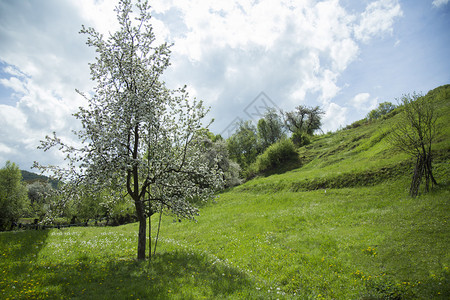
[{"xmin": 240, "ymin": 85, "xmax": 449, "ymax": 193}]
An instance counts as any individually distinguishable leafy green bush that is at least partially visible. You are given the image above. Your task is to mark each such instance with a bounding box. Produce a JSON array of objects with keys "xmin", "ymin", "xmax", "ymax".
[
  {"xmin": 291, "ymin": 130, "xmax": 311, "ymax": 147},
  {"xmin": 247, "ymin": 139, "xmax": 299, "ymax": 178}
]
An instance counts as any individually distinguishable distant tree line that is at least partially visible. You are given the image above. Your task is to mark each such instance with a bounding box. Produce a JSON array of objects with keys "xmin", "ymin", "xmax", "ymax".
[{"xmin": 0, "ymin": 161, "xmax": 139, "ymax": 231}]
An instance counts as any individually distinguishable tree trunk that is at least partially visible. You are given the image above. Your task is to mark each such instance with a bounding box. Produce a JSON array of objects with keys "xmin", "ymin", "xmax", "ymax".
[
  {"xmin": 410, "ymin": 150, "xmax": 438, "ymax": 197},
  {"xmin": 410, "ymin": 154, "xmax": 424, "ymax": 197},
  {"xmin": 135, "ymin": 199, "xmax": 147, "ymax": 260},
  {"xmin": 425, "ymin": 152, "xmax": 437, "ymax": 186},
  {"xmin": 137, "ymin": 217, "xmax": 146, "ymax": 260}
]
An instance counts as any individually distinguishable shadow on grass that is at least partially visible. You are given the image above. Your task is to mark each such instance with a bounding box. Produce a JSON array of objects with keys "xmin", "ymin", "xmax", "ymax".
[
  {"xmin": 246, "ymin": 158, "xmax": 303, "ymax": 181},
  {"xmin": 0, "ymin": 229, "xmax": 50, "ymax": 259},
  {"xmin": 1, "ymin": 230, "xmax": 51, "ymax": 298},
  {"xmin": 6, "ymin": 249, "xmax": 266, "ymax": 299},
  {"xmin": 261, "ymin": 159, "xmax": 303, "ymax": 177}
]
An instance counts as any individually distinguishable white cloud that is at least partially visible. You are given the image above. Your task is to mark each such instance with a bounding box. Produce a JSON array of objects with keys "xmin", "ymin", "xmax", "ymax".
[
  {"xmin": 168, "ymin": 0, "xmax": 290, "ymax": 60},
  {"xmin": 0, "ymin": 143, "xmax": 13, "ymax": 153},
  {"xmin": 0, "ymin": 77, "xmax": 28, "ymax": 94},
  {"xmin": 69, "ymin": 0, "xmax": 118, "ymax": 36},
  {"xmin": 354, "ymin": 0, "xmax": 403, "ymax": 42},
  {"xmin": 432, "ymin": 0, "xmax": 449, "ymax": 7},
  {"xmin": 0, "ymin": 104, "xmax": 27, "ymax": 135},
  {"xmin": 350, "ymin": 93, "xmax": 378, "ymax": 111},
  {"xmin": 322, "ymin": 102, "xmax": 348, "ymax": 132},
  {"xmin": 330, "ymin": 38, "xmax": 360, "ymax": 72},
  {"xmin": 3, "ymin": 64, "xmax": 27, "ymax": 77},
  {"xmin": 318, "ymin": 70, "xmax": 341, "ymax": 103},
  {"xmin": 351, "ymin": 93, "xmax": 370, "ymax": 108},
  {"xmin": 0, "ymin": 72, "xmax": 83, "ymax": 169},
  {"xmin": 0, "ymin": 0, "xmax": 96, "ymax": 169},
  {"xmin": 0, "ymin": 143, "xmax": 13, "ymax": 157},
  {"xmin": 163, "ymin": 0, "xmax": 364, "ymax": 114}
]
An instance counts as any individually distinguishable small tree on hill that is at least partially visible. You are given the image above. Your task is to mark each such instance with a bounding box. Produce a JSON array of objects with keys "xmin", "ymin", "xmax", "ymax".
[
  {"xmin": 367, "ymin": 102, "xmax": 397, "ymax": 120},
  {"xmin": 257, "ymin": 108, "xmax": 285, "ymax": 151},
  {"xmin": 388, "ymin": 92, "xmax": 438, "ymax": 197},
  {"xmin": 34, "ymin": 0, "xmax": 223, "ymax": 260},
  {"xmin": 283, "ymin": 105, "xmax": 324, "ymax": 146},
  {"xmin": 227, "ymin": 120, "xmax": 259, "ymax": 168}
]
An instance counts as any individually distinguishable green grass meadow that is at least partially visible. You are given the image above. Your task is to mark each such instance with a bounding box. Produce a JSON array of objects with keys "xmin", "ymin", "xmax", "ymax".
[
  {"xmin": 1, "ymin": 226, "xmax": 268, "ymax": 299},
  {"xmin": 1, "ymin": 180, "xmax": 449, "ymax": 299},
  {"xmin": 1, "ymin": 85, "xmax": 449, "ymax": 299}
]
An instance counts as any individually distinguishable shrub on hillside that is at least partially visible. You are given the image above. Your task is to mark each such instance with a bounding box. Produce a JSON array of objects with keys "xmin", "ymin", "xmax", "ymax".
[
  {"xmin": 345, "ymin": 119, "xmax": 368, "ymax": 130},
  {"xmin": 247, "ymin": 139, "xmax": 299, "ymax": 179},
  {"xmin": 291, "ymin": 130, "xmax": 311, "ymax": 147},
  {"xmin": 367, "ymin": 102, "xmax": 397, "ymax": 121}
]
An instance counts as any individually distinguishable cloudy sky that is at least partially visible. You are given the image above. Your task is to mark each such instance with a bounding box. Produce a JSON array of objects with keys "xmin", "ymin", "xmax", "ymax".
[{"xmin": 0, "ymin": 0, "xmax": 449, "ymax": 170}]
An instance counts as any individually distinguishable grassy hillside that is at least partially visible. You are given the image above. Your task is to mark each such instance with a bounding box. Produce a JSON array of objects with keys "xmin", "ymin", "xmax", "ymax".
[{"xmin": 1, "ymin": 85, "xmax": 449, "ymax": 299}]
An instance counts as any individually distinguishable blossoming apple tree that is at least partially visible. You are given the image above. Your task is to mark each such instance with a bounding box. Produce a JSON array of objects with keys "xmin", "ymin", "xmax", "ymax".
[{"xmin": 35, "ymin": 0, "xmax": 223, "ymax": 260}]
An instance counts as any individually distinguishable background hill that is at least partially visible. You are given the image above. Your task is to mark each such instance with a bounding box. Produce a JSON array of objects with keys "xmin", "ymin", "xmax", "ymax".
[
  {"xmin": 1, "ymin": 85, "xmax": 449, "ymax": 299},
  {"xmin": 21, "ymin": 170, "xmax": 59, "ymax": 188}
]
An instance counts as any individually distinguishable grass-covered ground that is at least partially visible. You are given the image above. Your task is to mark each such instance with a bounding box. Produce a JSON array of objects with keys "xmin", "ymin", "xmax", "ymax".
[
  {"xmin": 1, "ymin": 85, "xmax": 449, "ymax": 299},
  {"xmin": 1, "ymin": 225, "xmax": 270, "ymax": 299},
  {"xmin": 1, "ymin": 182, "xmax": 448, "ymax": 299}
]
